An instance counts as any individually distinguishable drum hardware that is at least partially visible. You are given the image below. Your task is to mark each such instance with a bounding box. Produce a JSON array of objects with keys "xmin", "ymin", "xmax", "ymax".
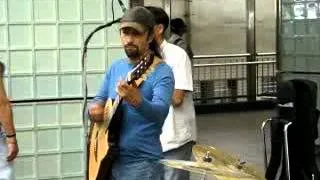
[{"xmin": 160, "ymin": 144, "xmax": 266, "ymax": 180}]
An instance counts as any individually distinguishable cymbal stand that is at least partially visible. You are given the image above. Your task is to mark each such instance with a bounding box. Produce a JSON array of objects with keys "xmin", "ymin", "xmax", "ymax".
[
  {"xmin": 200, "ymin": 171, "xmax": 207, "ymax": 180},
  {"xmin": 200, "ymin": 151, "xmax": 213, "ymax": 180}
]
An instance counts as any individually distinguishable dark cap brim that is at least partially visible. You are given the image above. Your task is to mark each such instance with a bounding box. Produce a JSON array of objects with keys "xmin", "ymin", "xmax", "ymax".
[{"xmin": 120, "ymin": 22, "xmax": 146, "ymax": 34}]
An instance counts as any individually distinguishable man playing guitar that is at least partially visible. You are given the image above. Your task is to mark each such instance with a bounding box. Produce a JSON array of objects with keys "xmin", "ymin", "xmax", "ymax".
[{"xmin": 87, "ymin": 6, "xmax": 174, "ymax": 180}]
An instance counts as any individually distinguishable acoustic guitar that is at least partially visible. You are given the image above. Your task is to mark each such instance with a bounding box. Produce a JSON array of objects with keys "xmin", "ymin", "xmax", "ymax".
[{"xmin": 87, "ymin": 52, "xmax": 158, "ymax": 180}]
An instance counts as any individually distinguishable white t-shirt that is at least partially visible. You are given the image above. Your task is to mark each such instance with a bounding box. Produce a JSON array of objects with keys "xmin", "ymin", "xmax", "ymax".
[{"xmin": 160, "ymin": 40, "xmax": 197, "ymax": 152}]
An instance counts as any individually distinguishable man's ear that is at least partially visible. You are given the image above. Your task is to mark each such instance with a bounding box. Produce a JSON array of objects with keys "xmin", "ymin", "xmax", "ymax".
[{"xmin": 158, "ymin": 24, "xmax": 165, "ymax": 35}]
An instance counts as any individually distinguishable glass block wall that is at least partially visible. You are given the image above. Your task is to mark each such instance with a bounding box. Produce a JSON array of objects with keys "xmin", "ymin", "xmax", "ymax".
[
  {"xmin": 280, "ymin": 0, "xmax": 320, "ymax": 107},
  {"xmin": 13, "ymin": 101, "xmax": 85, "ymax": 179},
  {"xmin": 281, "ymin": 0, "xmax": 320, "ymax": 72},
  {"xmin": 0, "ymin": 0, "xmax": 128, "ymax": 179}
]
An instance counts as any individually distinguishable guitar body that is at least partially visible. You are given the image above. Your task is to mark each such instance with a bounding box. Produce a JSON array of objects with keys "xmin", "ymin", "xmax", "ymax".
[{"xmin": 88, "ymin": 98, "xmax": 123, "ymax": 180}]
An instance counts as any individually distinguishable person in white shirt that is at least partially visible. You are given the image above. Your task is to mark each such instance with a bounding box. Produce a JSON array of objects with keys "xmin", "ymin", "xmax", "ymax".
[{"xmin": 146, "ymin": 6, "xmax": 197, "ymax": 180}]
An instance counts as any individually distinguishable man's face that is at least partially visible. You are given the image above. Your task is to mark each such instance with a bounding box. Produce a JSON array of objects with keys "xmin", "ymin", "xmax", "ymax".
[{"xmin": 120, "ymin": 26, "xmax": 150, "ymax": 61}]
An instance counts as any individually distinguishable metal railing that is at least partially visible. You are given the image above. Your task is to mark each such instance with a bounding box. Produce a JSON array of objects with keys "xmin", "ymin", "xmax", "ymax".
[{"xmin": 192, "ymin": 53, "xmax": 277, "ymax": 105}]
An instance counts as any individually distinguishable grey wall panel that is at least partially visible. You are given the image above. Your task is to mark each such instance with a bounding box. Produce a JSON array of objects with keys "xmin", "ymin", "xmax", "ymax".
[{"xmin": 145, "ymin": 0, "xmax": 276, "ymax": 54}]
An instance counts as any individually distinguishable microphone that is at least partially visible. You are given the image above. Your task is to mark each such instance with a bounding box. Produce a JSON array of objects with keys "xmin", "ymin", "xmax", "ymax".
[{"xmin": 117, "ymin": 0, "xmax": 127, "ymax": 13}]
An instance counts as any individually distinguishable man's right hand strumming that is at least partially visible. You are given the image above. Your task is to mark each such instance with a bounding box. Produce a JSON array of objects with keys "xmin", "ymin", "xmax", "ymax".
[{"xmin": 88, "ymin": 103, "xmax": 105, "ymax": 122}]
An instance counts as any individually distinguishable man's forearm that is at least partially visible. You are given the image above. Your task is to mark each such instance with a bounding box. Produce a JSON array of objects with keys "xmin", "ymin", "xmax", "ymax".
[
  {"xmin": 0, "ymin": 77, "xmax": 16, "ymax": 139},
  {"xmin": 0, "ymin": 99, "xmax": 18, "ymax": 144},
  {"xmin": 172, "ymin": 89, "xmax": 185, "ymax": 107},
  {"xmin": 135, "ymin": 96, "xmax": 170, "ymax": 122},
  {"xmin": 0, "ymin": 99, "xmax": 15, "ymax": 136},
  {"xmin": 0, "ymin": 64, "xmax": 17, "ymax": 144},
  {"xmin": 172, "ymin": 96, "xmax": 183, "ymax": 107}
]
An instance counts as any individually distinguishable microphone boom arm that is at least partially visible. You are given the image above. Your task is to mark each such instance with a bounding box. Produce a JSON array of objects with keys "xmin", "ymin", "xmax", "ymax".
[{"xmin": 81, "ymin": 17, "xmax": 121, "ymax": 180}]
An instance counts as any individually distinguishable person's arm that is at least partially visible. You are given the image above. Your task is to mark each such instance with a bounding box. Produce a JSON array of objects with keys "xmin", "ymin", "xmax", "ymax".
[
  {"xmin": 0, "ymin": 63, "xmax": 19, "ymax": 161},
  {"xmin": 0, "ymin": 79, "xmax": 16, "ymax": 140},
  {"xmin": 92, "ymin": 68, "xmax": 111, "ymax": 104},
  {"xmin": 87, "ymin": 68, "xmax": 111, "ymax": 122},
  {"xmin": 135, "ymin": 71, "xmax": 174, "ymax": 121},
  {"xmin": 172, "ymin": 90, "xmax": 185, "ymax": 107},
  {"xmin": 117, "ymin": 65, "xmax": 175, "ymax": 122},
  {"xmin": 171, "ymin": 50, "xmax": 193, "ymax": 107}
]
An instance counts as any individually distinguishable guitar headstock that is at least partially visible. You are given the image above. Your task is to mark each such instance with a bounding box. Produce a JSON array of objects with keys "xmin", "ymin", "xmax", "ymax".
[{"xmin": 127, "ymin": 52, "xmax": 154, "ymax": 84}]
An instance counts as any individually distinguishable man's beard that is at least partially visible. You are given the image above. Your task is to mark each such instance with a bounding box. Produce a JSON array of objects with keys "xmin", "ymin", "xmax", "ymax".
[{"xmin": 124, "ymin": 45, "xmax": 140, "ymax": 59}]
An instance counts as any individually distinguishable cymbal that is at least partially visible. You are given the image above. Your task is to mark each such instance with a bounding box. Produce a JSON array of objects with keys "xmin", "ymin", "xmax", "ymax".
[
  {"xmin": 192, "ymin": 144, "xmax": 265, "ymax": 180},
  {"xmin": 159, "ymin": 159, "xmax": 255, "ymax": 179}
]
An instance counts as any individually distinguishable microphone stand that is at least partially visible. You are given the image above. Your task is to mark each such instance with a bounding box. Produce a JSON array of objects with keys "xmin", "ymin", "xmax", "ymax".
[{"xmin": 81, "ymin": 17, "xmax": 121, "ymax": 180}]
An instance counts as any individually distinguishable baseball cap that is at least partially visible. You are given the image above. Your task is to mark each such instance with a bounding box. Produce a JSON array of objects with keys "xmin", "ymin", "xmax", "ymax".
[{"xmin": 120, "ymin": 6, "xmax": 156, "ymax": 34}]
